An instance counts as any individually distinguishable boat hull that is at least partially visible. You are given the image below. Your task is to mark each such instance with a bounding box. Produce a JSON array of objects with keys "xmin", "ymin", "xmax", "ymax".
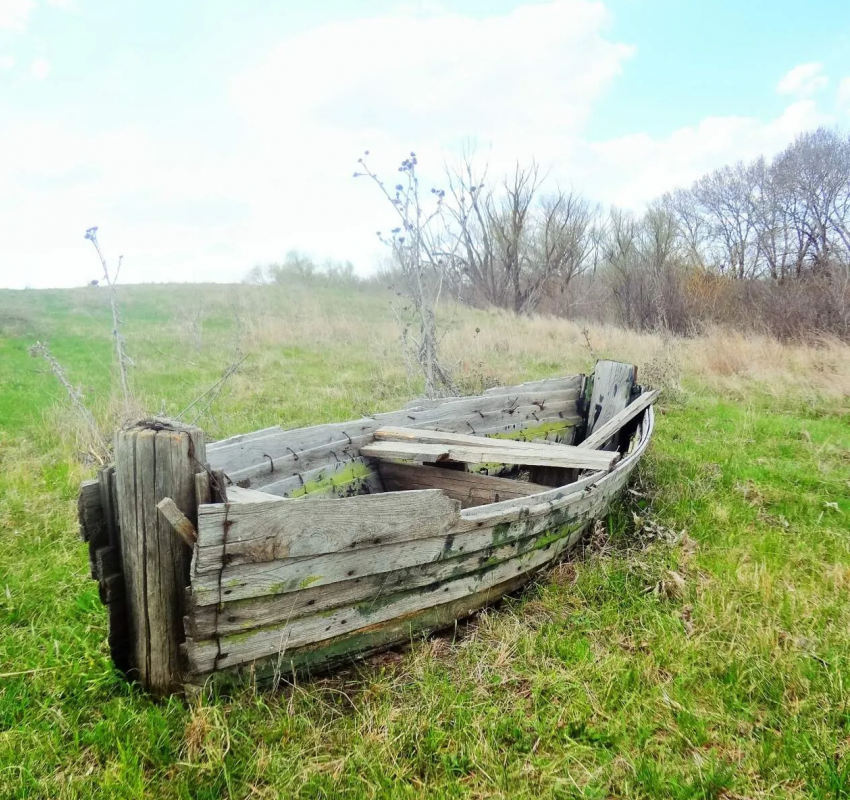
[{"xmin": 183, "ymin": 405, "xmax": 654, "ymax": 687}]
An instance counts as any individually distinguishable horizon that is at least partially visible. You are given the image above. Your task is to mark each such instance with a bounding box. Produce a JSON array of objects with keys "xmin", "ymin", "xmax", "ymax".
[{"xmin": 1, "ymin": 0, "xmax": 849, "ymax": 290}]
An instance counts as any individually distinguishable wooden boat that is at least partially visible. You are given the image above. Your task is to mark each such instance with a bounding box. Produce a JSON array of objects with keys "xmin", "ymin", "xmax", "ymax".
[{"xmin": 79, "ymin": 360, "xmax": 658, "ymax": 693}]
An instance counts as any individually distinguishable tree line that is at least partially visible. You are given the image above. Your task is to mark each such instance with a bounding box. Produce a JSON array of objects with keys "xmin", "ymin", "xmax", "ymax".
[{"xmin": 253, "ymin": 126, "xmax": 850, "ymax": 344}]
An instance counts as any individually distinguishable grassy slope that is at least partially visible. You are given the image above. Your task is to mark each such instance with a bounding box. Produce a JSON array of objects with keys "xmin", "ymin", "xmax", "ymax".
[{"xmin": 0, "ymin": 283, "xmax": 849, "ymax": 799}]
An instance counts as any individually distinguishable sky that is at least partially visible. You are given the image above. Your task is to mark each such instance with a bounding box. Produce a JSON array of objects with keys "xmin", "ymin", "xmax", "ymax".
[{"xmin": 0, "ymin": 0, "xmax": 848, "ymax": 289}]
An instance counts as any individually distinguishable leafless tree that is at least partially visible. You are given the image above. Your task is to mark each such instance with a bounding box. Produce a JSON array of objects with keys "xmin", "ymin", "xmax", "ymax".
[{"xmin": 445, "ymin": 154, "xmax": 595, "ymax": 314}]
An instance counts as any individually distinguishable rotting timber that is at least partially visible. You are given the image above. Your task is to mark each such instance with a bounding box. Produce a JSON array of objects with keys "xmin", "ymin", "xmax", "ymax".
[{"xmin": 78, "ymin": 360, "xmax": 659, "ymax": 694}]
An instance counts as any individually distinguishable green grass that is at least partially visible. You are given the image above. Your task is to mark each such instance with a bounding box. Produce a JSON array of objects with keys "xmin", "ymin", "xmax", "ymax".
[{"xmin": 1, "ymin": 282, "xmax": 849, "ymax": 798}]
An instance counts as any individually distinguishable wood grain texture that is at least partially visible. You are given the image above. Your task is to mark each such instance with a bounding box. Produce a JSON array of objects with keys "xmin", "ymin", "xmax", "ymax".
[
  {"xmin": 185, "ymin": 525, "xmax": 584, "ymax": 673},
  {"xmin": 579, "ymin": 389, "xmax": 660, "ymax": 450},
  {"xmin": 156, "ymin": 497, "xmax": 198, "ymax": 547},
  {"xmin": 78, "ymin": 479, "xmax": 104, "ymax": 544},
  {"xmin": 209, "ymin": 384, "xmax": 582, "ymax": 486},
  {"xmin": 377, "ymin": 461, "xmax": 550, "ymax": 508},
  {"xmin": 115, "ymin": 424, "xmax": 206, "ymax": 694},
  {"xmin": 226, "ymin": 486, "xmax": 286, "ymax": 504},
  {"xmin": 187, "ymin": 520, "xmax": 587, "ymax": 638},
  {"xmin": 187, "ymin": 569, "xmax": 540, "ymax": 689},
  {"xmin": 361, "ymin": 440, "xmax": 617, "ymax": 471},
  {"xmin": 189, "ymin": 466, "xmax": 635, "ymax": 607},
  {"xmin": 375, "ymin": 426, "xmax": 591, "ymax": 456},
  {"xmin": 193, "ymin": 489, "xmax": 461, "ymax": 574},
  {"xmin": 585, "ymin": 361, "xmax": 636, "ymax": 447}
]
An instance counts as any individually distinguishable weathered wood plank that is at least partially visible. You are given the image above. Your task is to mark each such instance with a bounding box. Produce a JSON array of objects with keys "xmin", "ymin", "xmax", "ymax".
[
  {"xmin": 115, "ymin": 423, "xmax": 206, "ymax": 694},
  {"xmin": 211, "ymin": 393, "xmax": 580, "ymax": 478},
  {"xmin": 187, "ymin": 568, "xmax": 541, "ymax": 688},
  {"xmin": 257, "ymin": 456, "xmax": 379, "ymax": 498},
  {"xmin": 78, "ymin": 479, "xmax": 105, "ymax": 544},
  {"xmin": 585, "ymin": 360, "xmax": 636, "ymax": 446},
  {"xmin": 579, "ymin": 389, "xmax": 660, "ymax": 451},
  {"xmin": 377, "ymin": 461, "xmax": 550, "ymax": 508},
  {"xmin": 403, "ymin": 375, "xmax": 582, "ymax": 409},
  {"xmin": 185, "ymin": 525, "xmax": 583, "ymax": 673},
  {"xmin": 157, "ymin": 497, "xmax": 198, "ymax": 547},
  {"xmin": 193, "ymin": 489, "xmax": 461, "ymax": 574},
  {"xmin": 224, "ymin": 402, "xmax": 579, "ymax": 490},
  {"xmin": 189, "ymin": 518, "xmax": 588, "ymax": 639},
  {"xmin": 226, "ymin": 486, "xmax": 286, "ymax": 503},
  {"xmin": 360, "ymin": 440, "xmax": 617, "ymax": 471},
  {"xmin": 375, "ymin": 426, "xmax": 590, "ymax": 457},
  {"xmin": 190, "ymin": 469, "xmax": 636, "ymax": 607}
]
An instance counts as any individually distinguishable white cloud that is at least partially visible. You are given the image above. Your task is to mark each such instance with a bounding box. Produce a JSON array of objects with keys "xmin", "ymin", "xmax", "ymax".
[
  {"xmin": 776, "ymin": 62, "xmax": 828, "ymax": 97},
  {"xmin": 0, "ymin": 54, "xmax": 15, "ymax": 70},
  {"xmin": 0, "ymin": 2, "xmax": 838, "ymax": 289},
  {"xmin": 0, "ymin": 0, "xmax": 35, "ymax": 31},
  {"xmin": 30, "ymin": 56, "xmax": 50, "ymax": 79},
  {"xmin": 584, "ymin": 100, "xmax": 827, "ymax": 208},
  {"xmin": 838, "ymin": 77, "xmax": 850, "ymax": 112}
]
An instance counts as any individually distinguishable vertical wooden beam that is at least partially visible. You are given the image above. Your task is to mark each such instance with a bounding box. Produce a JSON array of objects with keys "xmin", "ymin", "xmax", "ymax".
[
  {"xmin": 114, "ymin": 422, "xmax": 206, "ymax": 694},
  {"xmin": 584, "ymin": 360, "xmax": 636, "ymax": 451}
]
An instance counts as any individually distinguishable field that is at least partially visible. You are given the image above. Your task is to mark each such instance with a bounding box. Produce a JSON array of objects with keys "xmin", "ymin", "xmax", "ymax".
[{"xmin": 1, "ymin": 281, "xmax": 849, "ymax": 799}]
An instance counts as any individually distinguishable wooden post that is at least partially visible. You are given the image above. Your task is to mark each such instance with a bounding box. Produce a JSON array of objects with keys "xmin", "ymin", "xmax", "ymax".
[
  {"xmin": 585, "ymin": 360, "xmax": 636, "ymax": 450},
  {"xmin": 114, "ymin": 422, "xmax": 206, "ymax": 694}
]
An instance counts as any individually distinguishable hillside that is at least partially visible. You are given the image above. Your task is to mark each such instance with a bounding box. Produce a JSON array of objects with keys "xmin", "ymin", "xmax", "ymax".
[{"xmin": 1, "ymin": 282, "xmax": 849, "ymax": 799}]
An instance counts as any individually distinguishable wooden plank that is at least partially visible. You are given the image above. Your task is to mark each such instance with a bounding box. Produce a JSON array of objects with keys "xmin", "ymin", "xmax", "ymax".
[
  {"xmin": 195, "ymin": 471, "xmax": 212, "ymax": 506},
  {"xmin": 185, "ymin": 526, "xmax": 584, "ymax": 673},
  {"xmin": 187, "ymin": 569, "xmax": 539, "ymax": 688},
  {"xmin": 193, "ymin": 489, "xmax": 461, "ymax": 575},
  {"xmin": 115, "ymin": 424, "xmax": 206, "ymax": 694},
  {"xmin": 377, "ymin": 461, "xmax": 549, "ymax": 508},
  {"xmin": 188, "ymin": 516, "xmax": 589, "ymax": 639},
  {"xmin": 226, "ymin": 486, "xmax": 286, "ymax": 503},
  {"xmin": 579, "ymin": 389, "xmax": 660, "ymax": 451},
  {"xmin": 585, "ymin": 360, "xmax": 636, "ymax": 446},
  {"xmin": 360, "ymin": 440, "xmax": 617, "ymax": 471},
  {"xmin": 403, "ymin": 375, "xmax": 581, "ymax": 408},
  {"xmin": 375, "ymin": 426, "xmax": 590, "ymax": 457},
  {"xmin": 210, "ymin": 392, "xmax": 580, "ymax": 477},
  {"xmin": 223, "ymin": 402, "xmax": 579, "ymax": 488},
  {"xmin": 156, "ymin": 497, "xmax": 198, "ymax": 547},
  {"xmin": 191, "ymin": 474, "xmax": 629, "ymax": 606},
  {"xmin": 207, "ymin": 425, "xmax": 283, "ymax": 452},
  {"xmin": 78, "ymin": 479, "xmax": 105, "ymax": 544},
  {"xmin": 259, "ymin": 457, "xmax": 383, "ymax": 499}
]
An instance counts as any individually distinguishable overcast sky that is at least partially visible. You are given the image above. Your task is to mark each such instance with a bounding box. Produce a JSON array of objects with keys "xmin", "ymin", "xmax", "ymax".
[{"xmin": 1, "ymin": 0, "xmax": 849, "ymax": 289}]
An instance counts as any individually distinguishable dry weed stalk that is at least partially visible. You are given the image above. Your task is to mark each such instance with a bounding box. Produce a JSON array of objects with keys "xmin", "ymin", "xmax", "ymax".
[
  {"xmin": 355, "ymin": 152, "xmax": 457, "ymax": 399},
  {"xmin": 29, "ymin": 341, "xmax": 108, "ymax": 463},
  {"xmin": 85, "ymin": 226, "xmax": 133, "ymax": 405}
]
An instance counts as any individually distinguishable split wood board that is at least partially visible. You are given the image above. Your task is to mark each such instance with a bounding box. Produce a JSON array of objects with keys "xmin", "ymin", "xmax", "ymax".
[
  {"xmin": 188, "ymin": 519, "xmax": 587, "ymax": 639},
  {"xmin": 579, "ymin": 389, "xmax": 660, "ymax": 451},
  {"xmin": 193, "ymin": 489, "xmax": 461, "ymax": 575},
  {"xmin": 360, "ymin": 440, "xmax": 617, "ymax": 471},
  {"xmin": 377, "ymin": 461, "xmax": 550, "ymax": 508},
  {"xmin": 375, "ymin": 426, "xmax": 587, "ymax": 457},
  {"xmin": 185, "ymin": 524, "xmax": 584, "ymax": 673}
]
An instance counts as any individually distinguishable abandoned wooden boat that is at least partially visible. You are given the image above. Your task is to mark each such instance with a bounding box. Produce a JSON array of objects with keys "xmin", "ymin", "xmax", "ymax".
[{"xmin": 78, "ymin": 360, "xmax": 658, "ymax": 693}]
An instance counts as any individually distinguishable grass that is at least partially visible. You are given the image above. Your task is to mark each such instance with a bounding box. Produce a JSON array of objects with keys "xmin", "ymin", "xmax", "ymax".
[{"xmin": 1, "ymin": 280, "xmax": 849, "ymax": 798}]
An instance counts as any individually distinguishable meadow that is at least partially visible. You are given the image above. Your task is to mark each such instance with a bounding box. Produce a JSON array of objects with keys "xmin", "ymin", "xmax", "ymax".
[{"xmin": 1, "ymin": 280, "xmax": 849, "ymax": 799}]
